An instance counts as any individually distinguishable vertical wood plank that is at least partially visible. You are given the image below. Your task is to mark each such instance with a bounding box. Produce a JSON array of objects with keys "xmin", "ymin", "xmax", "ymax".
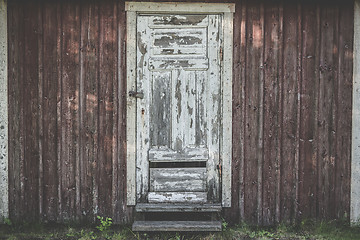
[
  {"xmin": 116, "ymin": 0, "xmax": 131, "ymax": 223},
  {"xmin": 243, "ymin": 1, "xmax": 263, "ymax": 224},
  {"xmin": 298, "ymin": 2, "xmax": 318, "ymax": 220},
  {"xmin": 42, "ymin": 2, "xmax": 60, "ymax": 221},
  {"xmin": 80, "ymin": 2, "xmax": 99, "ymax": 220},
  {"xmin": 23, "ymin": 2, "xmax": 40, "ymax": 220},
  {"xmin": 318, "ymin": 5, "xmax": 337, "ymax": 219},
  {"xmin": 275, "ymin": 4, "xmax": 284, "ymax": 223},
  {"xmin": 257, "ymin": 4, "xmax": 264, "ymax": 224},
  {"xmin": 8, "ymin": 2, "xmax": 25, "ymax": 220},
  {"xmin": 262, "ymin": 2, "xmax": 280, "ymax": 225},
  {"xmin": 56, "ymin": 2, "xmax": 63, "ymax": 221},
  {"xmin": 336, "ymin": 2, "xmax": 353, "ymax": 220},
  {"xmin": 98, "ymin": 2, "xmax": 117, "ymax": 216},
  {"xmin": 239, "ymin": 1, "xmax": 247, "ymax": 222},
  {"xmin": 295, "ymin": 2, "xmax": 302, "ymax": 221},
  {"xmin": 280, "ymin": 2, "xmax": 298, "ymax": 223},
  {"xmin": 38, "ymin": 3, "xmax": 44, "ymax": 220},
  {"xmin": 111, "ymin": 1, "xmax": 120, "ymax": 221},
  {"xmin": 60, "ymin": 2, "xmax": 80, "ymax": 220}
]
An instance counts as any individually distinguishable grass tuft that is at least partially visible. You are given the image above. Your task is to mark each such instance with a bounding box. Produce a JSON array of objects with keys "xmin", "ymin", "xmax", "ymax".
[{"xmin": 1, "ymin": 219, "xmax": 360, "ymax": 239}]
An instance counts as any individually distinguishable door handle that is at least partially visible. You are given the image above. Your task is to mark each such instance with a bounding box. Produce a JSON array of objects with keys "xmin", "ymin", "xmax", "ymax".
[{"xmin": 129, "ymin": 90, "xmax": 144, "ymax": 99}]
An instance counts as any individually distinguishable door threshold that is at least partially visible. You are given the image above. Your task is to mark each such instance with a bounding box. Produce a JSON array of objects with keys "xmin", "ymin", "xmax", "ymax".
[{"xmin": 135, "ymin": 203, "xmax": 222, "ymax": 212}]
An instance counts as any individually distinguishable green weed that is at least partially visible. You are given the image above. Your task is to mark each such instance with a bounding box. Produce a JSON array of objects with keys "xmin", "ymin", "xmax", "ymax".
[{"xmin": 96, "ymin": 216, "xmax": 113, "ymax": 232}]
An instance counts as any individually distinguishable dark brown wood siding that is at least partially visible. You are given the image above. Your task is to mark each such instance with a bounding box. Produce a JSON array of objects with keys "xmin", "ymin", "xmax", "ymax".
[
  {"xmin": 8, "ymin": 0, "xmax": 353, "ymax": 224},
  {"xmin": 8, "ymin": 0, "xmax": 130, "ymax": 223}
]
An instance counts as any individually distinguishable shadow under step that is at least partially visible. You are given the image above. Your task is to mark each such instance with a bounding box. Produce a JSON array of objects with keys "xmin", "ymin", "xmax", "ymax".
[
  {"xmin": 132, "ymin": 220, "xmax": 222, "ymax": 232},
  {"xmin": 135, "ymin": 203, "xmax": 222, "ymax": 212}
]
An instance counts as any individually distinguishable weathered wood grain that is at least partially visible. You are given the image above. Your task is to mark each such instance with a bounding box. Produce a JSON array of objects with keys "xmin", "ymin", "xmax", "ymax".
[
  {"xmin": 6, "ymin": 0, "xmax": 354, "ymax": 225},
  {"xmin": 135, "ymin": 203, "xmax": 222, "ymax": 212},
  {"xmin": 280, "ymin": 2, "xmax": 299, "ymax": 223},
  {"xmin": 151, "ymin": 15, "xmax": 209, "ymax": 26},
  {"xmin": 298, "ymin": 2, "xmax": 318, "ymax": 220},
  {"xmin": 98, "ymin": 1, "xmax": 117, "ymax": 217},
  {"xmin": 8, "ymin": 3, "xmax": 25, "ymax": 220},
  {"xmin": 206, "ymin": 14, "xmax": 221, "ymax": 203},
  {"xmin": 56, "ymin": 2, "xmax": 62, "ymax": 220},
  {"xmin": 318, "ymin": 5, "xmax": 337, "ymax": 219},
  {"xmin": 60, "ymin": 3, "xmax": 80, "ymax": 220},
  {"xmin": 148, "ymin": 192, "xmax": 207, "ymax": 203},
  {"xmin": 116, "ymin": 0, "xmax": 130, "ymax": 223},
  {"xmin": 37, "ymin": 4, "xmax": 44, "ymax": 219},
  {"xmin": 149, "ymin": 57, "xmax": 209, "ymax": 71},
  {"xmin": 238, "ymin": 0, "xmax": 247, "ymax": 222},
  {"xmin": 126, "ymin": 9, "xmax": 137, "ymax": 206},
  {"xmin": 262, "ymin": 2, "xmax": 280, "ymax": 225},
  {"xmin": 42, "ymin": 2, "xmax": 59, "ymax": 221},
  {"xmin": 80, "ymin": 2, "xmax": 100, "ymax": 219},
  {"xmin": 222, "ymin": 11, "xmax": 234, "ymax": 207},
  {"xmin": 125, "ymin": 2, "xmax": 235, "ymax": 13},
  {"xmin": 243, "ymin": 2, "xmax": 263, "ymax": 224},
  {"xmin": 149, "ymin": 148, "xmax": 209, "ymax": 162},
  {"xmin": 137, "ymin": 13, "xmax": 222, "ymax": 204},
  {"xmin": 150, "ymin": 168, "xmax": 206, "ymax": 192},
  {"xmin": 224, "ymin": 0, "xmax": 242, "ymax": 222},
  {"xmin": 150, "ymin": 72, "xmax": 171, "ymax": 147},
  {"xmin": 136, "ymin": 15, "xmax": 151, "ymax": 202},
  {"xmin": 336, "ymin": 2, "xmax": 353, "ymax": 220},
  {"xmin": 132, "ymin": 221, "xmax": 222, "ymax": 232},
  {"xmin": 23, "ymin": 2, "xmax": 40, "ymax": 220}
]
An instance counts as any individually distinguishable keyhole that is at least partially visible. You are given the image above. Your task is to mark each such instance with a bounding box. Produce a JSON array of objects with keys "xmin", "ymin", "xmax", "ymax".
[{"xmin": 141, "ymin": 109, "xmax": 145, "ymax": 115}]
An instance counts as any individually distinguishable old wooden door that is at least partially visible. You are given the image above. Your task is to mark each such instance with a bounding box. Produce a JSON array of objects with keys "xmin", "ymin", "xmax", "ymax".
[{"xmin": 135, "ymin": 14, "xmax": 222, "ymax": 204}]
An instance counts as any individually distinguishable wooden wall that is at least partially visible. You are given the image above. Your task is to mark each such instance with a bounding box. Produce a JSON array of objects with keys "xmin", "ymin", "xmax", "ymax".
[
  {"xmin": 8, "ymin": 0, "xmax": 129, "ymax": 223},
  {"xmin": 7, "ymin": 0, "xmax": 354, "ymax": 225},
  {"xmin": 227, "ymin": 0, "xmax": 354, "ymax": 225}
]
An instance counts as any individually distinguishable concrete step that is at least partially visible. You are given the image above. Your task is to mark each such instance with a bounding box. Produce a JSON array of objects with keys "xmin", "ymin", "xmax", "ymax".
[{"xmin": 132, "ymin": 220, "xmax": 222, "ymax": 232}]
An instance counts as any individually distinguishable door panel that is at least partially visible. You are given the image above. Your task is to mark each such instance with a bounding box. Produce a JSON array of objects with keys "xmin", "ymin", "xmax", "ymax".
[
  {"xmin": 148, "ymin": 192, "xmax": 207, "ymax": 204},
  {"xmin": 136, "ymin": 14, "xmax": 222, "ymax": 203},
  {"xmin": 150, "ymin": 168, "xmax": 206, "ymax": 192}
]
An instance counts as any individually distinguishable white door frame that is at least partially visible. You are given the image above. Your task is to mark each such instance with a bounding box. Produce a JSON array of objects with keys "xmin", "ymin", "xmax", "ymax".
[
  {"xmin": 125, "ymin": 2, "xmax": 235, "ymax": 207},
  {"xmin": 0, "ymin": 0, "xmax": 8, "ymax": 220},
  {"xmin": 351, "ymin": 0, "xmax": 360, "ymax": 224}
]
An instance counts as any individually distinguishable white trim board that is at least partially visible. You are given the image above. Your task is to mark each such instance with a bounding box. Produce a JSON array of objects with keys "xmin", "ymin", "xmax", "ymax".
[
  {"xmin": 125, "ymin": 2, "xmax": 234, "ymax": 207},
  {"xmin": 351, "ymin": 0, "xmax": 360, "ymax": 224},
  {"xmin": 0, "ymin": 0, "xmax": 8, "ymax": 220},
  {"xmin": 125, "ymin": 2, "xmax": 235, "ymax": 13}
]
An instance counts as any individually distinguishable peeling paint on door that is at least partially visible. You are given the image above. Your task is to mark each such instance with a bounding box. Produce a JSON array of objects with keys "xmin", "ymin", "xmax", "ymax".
[{"xmin": 136, "ymin": 14, "xmax": 222, "ymax": 203}]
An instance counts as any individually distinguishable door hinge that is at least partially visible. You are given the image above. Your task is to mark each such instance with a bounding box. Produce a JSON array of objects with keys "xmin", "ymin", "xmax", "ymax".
[
  {"xmin": 220, "ymin": 46, "xmax": 223, "ymax": 62},
  {"xmin": 129, "ymin": 90, "xmax": 144, "ymax": 99}
]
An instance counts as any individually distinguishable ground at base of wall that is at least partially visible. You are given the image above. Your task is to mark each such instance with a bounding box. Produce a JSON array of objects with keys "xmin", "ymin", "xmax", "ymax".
[{"xmin": 0, "ymin": 220, "xmax": 360, "ymax": 240}]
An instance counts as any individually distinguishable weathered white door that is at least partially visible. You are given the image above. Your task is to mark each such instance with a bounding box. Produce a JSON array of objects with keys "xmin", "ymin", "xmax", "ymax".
[{"xmin": 135, "ymin": 14, "xmax": 222, "ymax": 204}]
